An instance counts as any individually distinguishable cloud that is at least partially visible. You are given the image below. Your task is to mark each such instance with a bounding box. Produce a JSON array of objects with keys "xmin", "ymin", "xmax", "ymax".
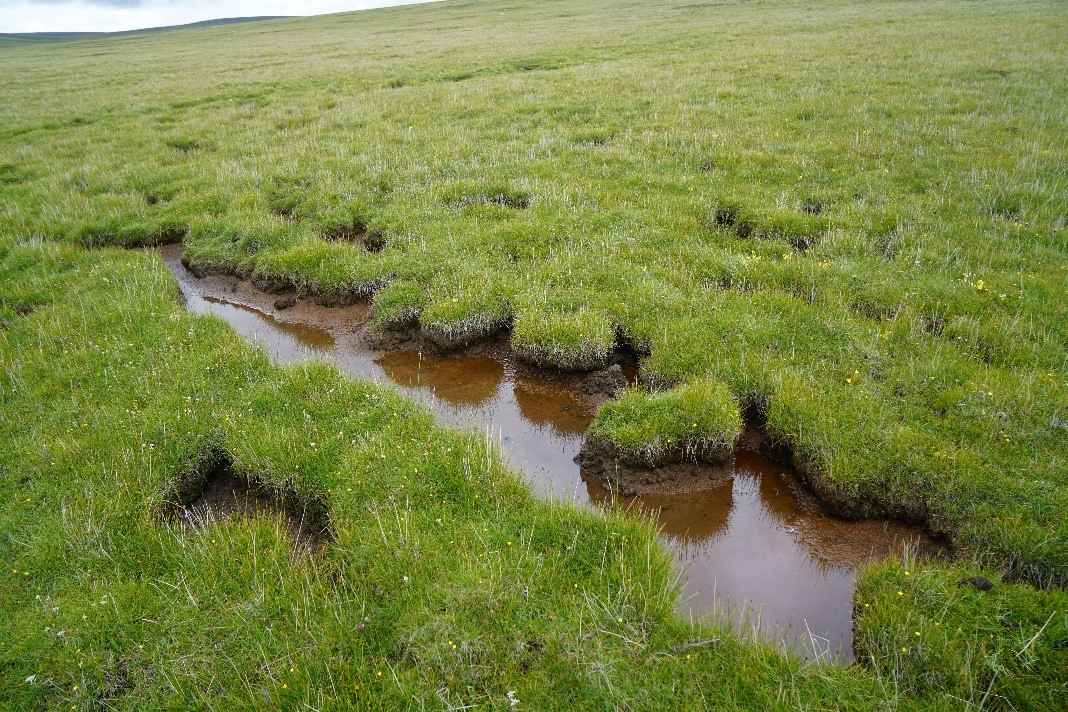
[
  {"xmin": 24, "ymin": 0, "xmax": 148, "ymax": 7},
  {"xmin": 0, "ymin": 0, "xmax": 431, "ymax": 33}
]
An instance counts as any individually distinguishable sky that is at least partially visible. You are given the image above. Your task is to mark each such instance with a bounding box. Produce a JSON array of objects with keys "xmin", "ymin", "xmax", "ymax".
[{"xmin": 0, "ymin": 0, "xmax": 435, "ymax": 34}]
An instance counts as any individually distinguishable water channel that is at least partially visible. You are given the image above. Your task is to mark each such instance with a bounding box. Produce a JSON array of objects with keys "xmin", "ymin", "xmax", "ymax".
[{"xmin": 160, "ymin": 244, "xmax": 941, "ymax": 663}]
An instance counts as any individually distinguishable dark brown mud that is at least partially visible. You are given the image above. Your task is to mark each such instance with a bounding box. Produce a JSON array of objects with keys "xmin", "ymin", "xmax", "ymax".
[
  {"xmin": 158, "ymin": 244, "xmax": 942, "ymax": 663},
  {"xmin": 576, "ymin": 434, "xmax": 734, "ymax": 496},
  {"xmin": 322, "ymin": 222, "xmax": 385, "ymax": 252},
  {"xmin": 167, "ymin": 443, "xmax": 331, "ymax": 552}
]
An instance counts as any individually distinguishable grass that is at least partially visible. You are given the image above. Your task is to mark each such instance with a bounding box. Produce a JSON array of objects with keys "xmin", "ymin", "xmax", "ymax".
[
  {"xmin": 1, "ymin": 0, "xmax": 1067, "ymax": 707},
  {"xmin": 0, "ymin": 237, "xmax": 927, "ymax": 709},
  {"xmin": 512, "ymin": 306, "xmax": 616, "ymax": 371},
  {"xmin": 855, "ymin": 557, "xmax": 1068, "ymax": 710},
  {"xmin": 587, "ymin": 379, "xmax": 743, "ymax": 467}
]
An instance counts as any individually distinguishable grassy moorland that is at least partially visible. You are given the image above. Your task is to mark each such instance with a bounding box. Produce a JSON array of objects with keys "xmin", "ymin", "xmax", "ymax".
[{"xmin": 1, "ymin": 0, "xmax": 1066, "ymax": 707}]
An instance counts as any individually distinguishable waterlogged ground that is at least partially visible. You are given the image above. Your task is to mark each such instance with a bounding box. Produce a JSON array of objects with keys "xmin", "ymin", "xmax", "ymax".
[
  {"xmin": 162, "ymin": 244, "xmax": 940, "ymax": 662},
  {"xmin": 3, "ymin": 0, "xmax": 1067, "ymax": 705}
]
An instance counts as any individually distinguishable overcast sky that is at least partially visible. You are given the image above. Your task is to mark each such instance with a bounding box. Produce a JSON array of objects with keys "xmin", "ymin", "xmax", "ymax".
[{"xmin": 1, "ymin": 0, "xmax": 436, "ymax": 34}]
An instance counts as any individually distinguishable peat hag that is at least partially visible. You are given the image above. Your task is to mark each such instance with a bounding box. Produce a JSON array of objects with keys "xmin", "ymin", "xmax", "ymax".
[{"xmin": 160, "ymin": 244, "xmax": 941, "ymax": 662}]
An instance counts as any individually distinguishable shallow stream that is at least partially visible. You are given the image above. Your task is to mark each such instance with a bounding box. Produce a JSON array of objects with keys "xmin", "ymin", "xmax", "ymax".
[{"xmin": 161, "ymin": 244, "xmax": 941, "ymax": 663}]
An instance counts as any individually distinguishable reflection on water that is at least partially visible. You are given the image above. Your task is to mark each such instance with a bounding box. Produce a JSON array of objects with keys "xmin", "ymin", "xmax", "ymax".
[
  {"xmin": 583, "ymin": 448, "xmax": 940, "ymax": 660},
  {"xmin": 193, "ymin": 297, "xmax": 335, "ymax": 359},
  {"xmin": 585, "ymin": 472, "xmax": 734, "ymax": 543},
  {"xmin": 377, "ymin": 351, "xmax": 504, "ymax": 406},
  {"xmin": 512, "ymin": 374, "xmax": 595, "ymax": 436},
  {"xmin": 160, "ymin": 244, "xmax": 941, "ymax": 663}
]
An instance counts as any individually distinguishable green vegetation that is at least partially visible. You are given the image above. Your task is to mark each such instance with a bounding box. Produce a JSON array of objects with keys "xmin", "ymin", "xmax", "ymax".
[
  {"xmin": 513, "ymin": 306, "xmax": 616, "ymax": 371},
  {"xmin": 587, "ymin": 380, "xmax": 743, "ymax": 467},
  {"xmin": 856, "ymin": 558, "xmax": 1068, "ymax": 710},
  {"xmin": 368, "ymin": 279, "xmax": 425, "ymax": 332},
  {"xmin": 2, "ymin": 0, "xmax": 1067, "ymax": 707}
]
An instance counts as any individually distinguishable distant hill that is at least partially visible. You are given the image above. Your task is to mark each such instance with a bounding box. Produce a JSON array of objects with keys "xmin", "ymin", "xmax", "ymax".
[{"xmin": 0, "ymin": 16, "xmax": 291, "ymax": 45}]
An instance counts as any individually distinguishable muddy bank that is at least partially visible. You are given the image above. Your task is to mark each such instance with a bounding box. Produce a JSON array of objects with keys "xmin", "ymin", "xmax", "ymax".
[
  {"xmin": 182, "ymin": 254, "xmax": 383, "ymax": 308},
  {"xmin": 165, "ymin": 441, "xmax": 332, "ymax": 552},
  {"xmin": 580, "ymin": 418, "xmax": 952, "ymax": 543},
  {"xmin": 180, "ymin": 249, "xmax": 639, "ymax": 397},
  {"xmin": 570, "ymin": 387, "xmax": 957, "ymax": 544},
  {"xmin": 576, "ymin": 434, "xmax": 734, "ymax": 496},
  {"xmin": 753, "ymin": 418, "xmax": 952, "ymax": 542},
  {"xmin": 362, "ymin": 318, "xmax": 634, "ymax": 400}
]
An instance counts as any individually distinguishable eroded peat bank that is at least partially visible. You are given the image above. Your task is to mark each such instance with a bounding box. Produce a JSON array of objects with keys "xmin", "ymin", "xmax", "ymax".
[{"xmin": 161, "ymin": 243, "xmax": 940, "ymax": 662}]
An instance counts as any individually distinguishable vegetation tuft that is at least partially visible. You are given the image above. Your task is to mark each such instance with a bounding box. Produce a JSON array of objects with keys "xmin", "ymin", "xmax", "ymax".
[{"xmin": 586, "ymin": 379, "xmax": 743, "ymax": 468}]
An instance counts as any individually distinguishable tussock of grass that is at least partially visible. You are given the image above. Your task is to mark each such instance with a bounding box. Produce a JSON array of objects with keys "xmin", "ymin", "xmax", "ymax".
[
  {"xmin": 588, "ymin": 379, "xmax": 743, "ymax": 467},
  {"xmin": 369, "ymin": 280, "xmax": 425, "ymax": 331},
  {"xmin": 442, "ymin": 182, "xmax": 532, "ymax": 210},
  {"xmin": 252, "ymin": 240, "xmax": 390, "ymax": 301},
  {"xmin": 420, "ymin": 271, "xmax": 513, "ymax": 349},
  {"xmin": 710, "ymin": 195, "xmax": 828, "ymax": 250},
  {"xmin": 512, "ymin": 306, "xmax": 615, "ymax": 371}
]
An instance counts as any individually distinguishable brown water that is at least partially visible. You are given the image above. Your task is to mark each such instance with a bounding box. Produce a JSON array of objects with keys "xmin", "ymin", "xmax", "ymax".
[{"xmin": 161, "ymin": 245, "xmax": 941, "ymax": 663}]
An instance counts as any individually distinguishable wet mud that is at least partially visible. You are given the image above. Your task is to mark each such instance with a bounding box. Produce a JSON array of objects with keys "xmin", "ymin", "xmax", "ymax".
[
  {"xmin": 159, "ymin": 244, "xmax": 943, "ymax": 662},
  {"xmin": 167, "ymin": 443, "xmax": 331, "ymax": 552},
  {"xmin": 576, "ymin": 434, "xmax": 734, "ymax": 495}
]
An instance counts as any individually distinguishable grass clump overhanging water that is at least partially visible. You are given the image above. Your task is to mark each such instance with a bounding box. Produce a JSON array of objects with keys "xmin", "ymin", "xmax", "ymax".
[
  {"xmin": 512, "ymin": 306, "xmax": 616, "ymax": 371},
  {"xmin": 368, "ymin": 280, "xmax": 426, "ymax": 332},
  {"xmin": 587, "ymin": 379, "xmax": 743, "ymax": 467},
  {"xmin": 1, "ymin": 0, "xmax": 1067, "ymax": 705}
]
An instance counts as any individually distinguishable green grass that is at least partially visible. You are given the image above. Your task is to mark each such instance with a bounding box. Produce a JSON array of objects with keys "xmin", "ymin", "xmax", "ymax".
[
  {"xmin": 1, "ymin": 0, "xmax": 1067, "ymax": 706},
  {"xmin": 587, "ymin": 379, "xmax": 743, "ymax": 466},
  {"xmin": 512, "ymin": 306, "xmax": 616, "ymax": 370},
  {"xmin": 0, "ymin": 237, "xmax": 930, "ymax": 709},
  {"xmin": 855, "ymin": 558, "xmax": 1068, "ymax": 710}
]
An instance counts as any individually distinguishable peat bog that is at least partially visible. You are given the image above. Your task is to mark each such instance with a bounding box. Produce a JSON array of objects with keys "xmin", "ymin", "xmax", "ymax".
[
  {"xmin": 4, "ymin": 0, "xmax": 1067, "ymax": 706},
  {"xmin": 162, "ymin": 244, "xmax": 941, "ymax": 662}
]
